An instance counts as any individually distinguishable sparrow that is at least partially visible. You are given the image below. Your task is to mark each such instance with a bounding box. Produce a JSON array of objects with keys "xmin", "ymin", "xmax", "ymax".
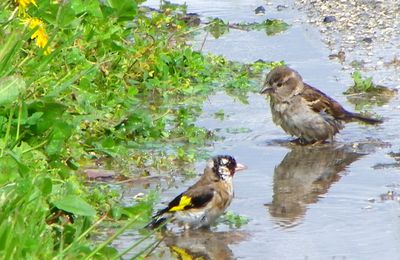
[
  {"xmin": 260, "ymin": 66, "xmax": 382, "ymax": 144},
  {"xmin": 146, "ymin": 155, "xmax": 246, "ymax": 230}
]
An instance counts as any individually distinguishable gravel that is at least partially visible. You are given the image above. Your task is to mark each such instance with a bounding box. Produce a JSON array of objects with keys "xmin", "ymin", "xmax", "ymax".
[{"xmin": 295, "ymin": 0, "xmax": 400, "ymax": 87}]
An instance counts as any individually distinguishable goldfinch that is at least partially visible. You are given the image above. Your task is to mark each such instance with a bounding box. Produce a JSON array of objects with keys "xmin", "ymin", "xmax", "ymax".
[
  {"xmin": 146, "ymin": 155, "xmax": 246, "ymax": 230},
  {"xmin": 260, "ymin": 66, "xmax": 382, "ymax": 144}
]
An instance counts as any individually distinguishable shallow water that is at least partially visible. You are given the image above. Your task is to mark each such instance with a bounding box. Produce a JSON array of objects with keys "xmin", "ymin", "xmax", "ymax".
[{"xmin": 114, "ymin": 0, "xmax": 400, "ymax": 259}]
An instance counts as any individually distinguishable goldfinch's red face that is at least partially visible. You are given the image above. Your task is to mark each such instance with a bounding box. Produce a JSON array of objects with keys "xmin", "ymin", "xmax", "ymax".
[{"xmin": 210, "ymin": 155, "xmax": 246, "ymax": 179}]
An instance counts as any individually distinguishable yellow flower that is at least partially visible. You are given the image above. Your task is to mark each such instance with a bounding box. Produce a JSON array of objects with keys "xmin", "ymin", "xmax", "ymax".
[
  {"xmin": 15, "ymin": 0, "xmax": 37, "ymax": 16},
  {"xmin": 24, "ymin": 17, "xmax": 50, "ymax": 53}
]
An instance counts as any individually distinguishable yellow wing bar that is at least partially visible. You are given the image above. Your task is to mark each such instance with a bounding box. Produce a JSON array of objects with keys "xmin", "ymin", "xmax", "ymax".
[{"xmin": 169, "ymin": 195, "xmax": 192, "ymax": 212}]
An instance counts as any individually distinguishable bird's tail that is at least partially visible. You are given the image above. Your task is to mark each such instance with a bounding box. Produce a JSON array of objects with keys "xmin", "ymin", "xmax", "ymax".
[
  {"xmin": 350, "ymin": 113, "xmax": 383, "ymax": 124},
  {"xmin": 145, "ymin": 213, "xmax": 172, "ymax": 229}
]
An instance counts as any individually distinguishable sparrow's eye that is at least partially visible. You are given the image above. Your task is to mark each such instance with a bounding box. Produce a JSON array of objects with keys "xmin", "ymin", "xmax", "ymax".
[{"xmin": 276, "ymin": 82, "xmax": 283, "ymax": 87}]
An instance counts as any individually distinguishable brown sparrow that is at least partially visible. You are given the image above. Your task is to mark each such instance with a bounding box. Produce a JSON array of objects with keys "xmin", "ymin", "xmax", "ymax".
[
  {"xmin": 146, "ymin": 155, "xmax": 246, "ymax": 230},
  {"xmin": 260, "ymin": 66, "xmax": 382, "ymax": 144}
]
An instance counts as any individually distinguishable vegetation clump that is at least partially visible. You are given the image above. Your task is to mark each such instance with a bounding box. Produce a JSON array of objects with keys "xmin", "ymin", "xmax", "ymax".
[
  {"xmin": 344, "ymin": 71, "xmax": 396, "ymax": 110},
  {"xmin": 204, "ymin": 17, "xmax": 290, "ymax": 39},
  {"xmin": 0, "ymin": 0, "xmax": 275, "ymax": 257}
]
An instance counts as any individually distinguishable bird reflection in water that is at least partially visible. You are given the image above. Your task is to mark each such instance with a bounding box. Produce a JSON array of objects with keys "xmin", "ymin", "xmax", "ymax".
[
  {"xmin": 155, "ymin": 229, "xmax": 248, "ymax": 260},
  {"xmin": 267, "ymin": 144, "xmax": 363, "ymax": 228}
]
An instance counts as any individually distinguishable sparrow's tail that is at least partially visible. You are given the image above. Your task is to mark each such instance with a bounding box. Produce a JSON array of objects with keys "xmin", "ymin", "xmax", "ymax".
[{"xmin": 350, "ymin": 113, "xmax": 383, "ymax": 124}]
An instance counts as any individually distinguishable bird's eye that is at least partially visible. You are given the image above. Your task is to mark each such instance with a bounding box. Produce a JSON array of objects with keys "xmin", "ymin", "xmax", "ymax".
[{"xmin": 276, "ymin": 82, "xmax": 283, "ymax": 87}]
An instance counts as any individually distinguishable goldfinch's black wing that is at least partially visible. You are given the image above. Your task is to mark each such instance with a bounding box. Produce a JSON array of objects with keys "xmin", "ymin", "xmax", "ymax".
[
  {"xmin": 157, "ymin": 186, "xmax": 215, "ymax": 216},
  {"xmin": 146, "ymin": 186, "xmax": 215, "ymax": 229}
]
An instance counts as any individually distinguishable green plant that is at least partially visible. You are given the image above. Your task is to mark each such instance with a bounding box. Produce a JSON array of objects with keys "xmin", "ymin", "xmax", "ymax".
[
  {"xmin": 219, "ymin": 211, "xmax": 249, "ymax": 228},
  {"xmin": 344, "ymin": 70, "xmax": 396, "ymax": 110},
  {"xmin": 351, "ymin": 70, "xmax": 374, "ymax": 92},
  {"xmin": 234, "ymin": 19, "xmax": 290, "ymax": 36}
]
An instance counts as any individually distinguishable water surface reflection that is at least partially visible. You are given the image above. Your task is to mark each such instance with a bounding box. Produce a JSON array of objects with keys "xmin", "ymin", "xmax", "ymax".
[
  {"xmin": 267, "ymin": 145, "xmax": 363, "ymax": 228},
  {"xmin": 162, "ymin": 229, "xmax": 248, "ymax": 260}
]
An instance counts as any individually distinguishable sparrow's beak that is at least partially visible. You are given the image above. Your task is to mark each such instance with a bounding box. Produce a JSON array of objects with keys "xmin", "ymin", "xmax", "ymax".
[
  {"xmin": 235, "ymin": 163, "xmax": 247, "ymax": 172},
  {"xmin": 260, "ymin": 85, "xmax": 274, "ymax": 94}
]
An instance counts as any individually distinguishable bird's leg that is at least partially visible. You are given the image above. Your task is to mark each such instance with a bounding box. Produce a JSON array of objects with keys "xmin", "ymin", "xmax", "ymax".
[
  {"xmin": 311, "ymin": 140, "xmax": 325, "ymax": 146},
  {"xmin": 290, "ymin": 137, "xmax": 311, "ymax": 145}
]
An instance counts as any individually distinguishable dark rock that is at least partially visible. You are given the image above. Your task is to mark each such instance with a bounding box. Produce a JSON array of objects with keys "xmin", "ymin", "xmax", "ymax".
[
  {"xmin": 255, "ymin": 6, "xmax": 266, "ymax": 15},
  {"xmin": 276, "ymin": 5, "xmax": 288, "ymax": 11},
  {"xmin": 323, "ymin": 16, "xmax": 336, "ymax": 23},
  {"xmin": 362, "ymin": 37, "xmax": 373, "ymax": 43},
  {"xmin": 181, "ymin": 13, "xmax": 201, "ymax": 26}
]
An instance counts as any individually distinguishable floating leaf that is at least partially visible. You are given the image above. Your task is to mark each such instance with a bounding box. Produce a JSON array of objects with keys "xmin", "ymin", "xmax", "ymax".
[
  {"xmin": 262, "ymin": 19, "xmax": 289, "ymax": 35},
  {"xmin": 206, "ymin": 18, "xmax": 229, "ymax": 39},
  {"xmin": 232, "ymin": 19, "xmax": 289, "ymax": 36}
]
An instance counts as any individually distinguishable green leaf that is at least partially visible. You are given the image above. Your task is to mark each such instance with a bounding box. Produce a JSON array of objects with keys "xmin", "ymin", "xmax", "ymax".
[
  {"xmin": 108, "ymin": 0, "xmax": 137, "ymax": 20},
  {"xmin": 53, "ymin": 195, "xmax": 96, "ymax": 217},
  {"xmin": 71, "ymin": 0, "xmax": 103, "ymax": 18},
  {"xmin": 0, "ymin": 76, "xmax": 26, "ymax": 107},
  {"xmin": 37, "ymin": 177, "xmax": 52, "ymax": 196},
  {"xmin": 58, "ymin": 2, "xmax": 78, "ymax": 28},
  {"xmin": 5, "ymin": 151, "xmax": 30, "ymax": 177},
  {"xmin": 28, "ymin": 101, "xmax": 68, "ymax": 133},
  {"xmin": 25, "ymin": 112, "xmax": 43, "ymax": 126},
  {"xmin": 46, "ymin": 122, "xmax": 73, "ymax": 156}
]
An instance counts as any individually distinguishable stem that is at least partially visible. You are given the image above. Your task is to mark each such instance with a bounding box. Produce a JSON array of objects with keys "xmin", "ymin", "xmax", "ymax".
[
  {"xmin": 112, "ymin": 231, "xmax": 155, "ymax": 260},
  {"xmin": 1, "ymin": 107, "xmax": 14, "ymax": 157},
  {"xmin": 143, "ymin": 237, "xmax": 164, "ymax": 258},
  {"xmin": 7, "ymin": 7, "xmax": 18, "ymax": 23},
  {"xmin": 16, "ymin": 100, "xmax": 22, "ymax": 141},
  {"xmin": 112, "ymin": 218, "xmax": 172, "ymax": 259},
  {"xmin": 200, "ymin": 30, "xmax": 209, "ymax": 52},
  {"xmin": 83, "ymin": 214, "xmax": 143, "ymax": 260},
  {"xmin": 61, "ymin": 214, "xmax": 107, "ymax": 255},
  {"xmin": 58, "ymin": 226, "xmax": 64, "ymax": 260},
  {"xmin": 130, "ymin": 239, "xmax": 159, "ymax": 260},
  {"xmin": 21, "ymin": 140, "xmax": 48, "ymax": 154}
]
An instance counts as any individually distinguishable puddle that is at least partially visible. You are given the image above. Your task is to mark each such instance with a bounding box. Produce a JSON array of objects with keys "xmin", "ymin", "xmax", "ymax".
[{"xmin": 113, "ymin": 0, "xmax": 400, "ymax": 259}]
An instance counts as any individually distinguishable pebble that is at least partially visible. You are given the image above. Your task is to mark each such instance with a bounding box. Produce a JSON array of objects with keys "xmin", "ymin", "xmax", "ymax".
[
  {"xmin": 133, "ymin": 192, "xmax": 145, "ymax": 199},
  {"xmin": 254, "ymin": 6, "xmax": 266, "ymax": 15},
  {"xmin": 323, "ymin": 16, "xmax": 337, "ymax": 23},
  {"xmin": 362, "ymin": 37, "xmax": 373, "ymax": 43},
  {"xmin": 276, "ymin": 4, "xmax": 288, "ymax": 11}
]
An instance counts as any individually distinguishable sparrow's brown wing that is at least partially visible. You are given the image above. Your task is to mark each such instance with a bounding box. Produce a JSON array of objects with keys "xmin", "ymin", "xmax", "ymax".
[
  {"xmin": 156, "ymin": 186, "xmax": 215, "ymax": 216},
  {"xmin": 301, "ymin": 83, "xmax": 350, "ymax": 120}
]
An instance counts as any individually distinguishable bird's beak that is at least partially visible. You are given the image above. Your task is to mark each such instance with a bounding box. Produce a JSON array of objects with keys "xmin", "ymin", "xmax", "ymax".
[
  {"xmin": 260, "ymin": 85, "xmax": 274, "ymax": 94},
  {"xmin": 235, "ymin": 163, "xmax": 247, "ymax": 172}
]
